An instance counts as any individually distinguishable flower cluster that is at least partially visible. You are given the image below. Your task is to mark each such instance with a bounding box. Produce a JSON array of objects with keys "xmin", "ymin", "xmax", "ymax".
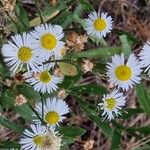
[{"xmin": 1, "ymin": 10, "xmax": 150, "ymax": 150}]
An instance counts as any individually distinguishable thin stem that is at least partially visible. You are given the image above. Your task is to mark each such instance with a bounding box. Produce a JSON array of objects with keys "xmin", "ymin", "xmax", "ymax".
[
  {"xmin": 43, "ymin": 59, "xmax": 69, "ymax": 64},
  {"xmin": 35, "ymin": 0, "xmax": 44, "ymax": 24},
  {"xmin": 40, "ymin": 94, "xmax": 44, "ymax": 120},
  {"xmin": 27, "ymin": 102, "xmax": 46, "ymax": 125}
]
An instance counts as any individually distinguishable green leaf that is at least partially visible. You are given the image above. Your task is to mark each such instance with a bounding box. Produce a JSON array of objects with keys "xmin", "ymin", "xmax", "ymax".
[
  {"xmin": 60, "ymin": 71, "xmax": 81, "ymax": 89},
  {"xmin": 17, "ymin": 84, "xmax": 41, "ymax": 101},
  {"xmin": 59, "ymin": 62, "xmax": 78, "ymax": 77},
  {"xmin": 0, "ymin": 116, "xmax": 24, "ymax": 133},
  {"xmin": 119, "ymin": 35, "xmax": 131, "ymax": 57},
  {"xmin": 113, "ymin": 29, "xmax": 139, "ymax": 44},
  {"xmin": 89, "ymin": 35, "xmax": 108, "ymax": 46},
  {"xmin": 30, "ymin": 10, "xmax": 60, "ymax": 27},
  {"xmin": 14, "ymin": 104, "xmax": 33, "ymax": 121},
  {"xmin": 70, "ymin": 84, "xmax": 107, "ymax": 95},
  {"xmin": 111, "ymin": 129, "xmax": 121, "ymax": 150},
  {"xmin": 121, "ymin": 108, "xmax": 144, "ymax": 119},
  {"xmin": 127, "ymin": 126, "xmax": 150, "ymax": 135},
  {"xmin": 1, "ymin": 89, "xmax": 15, "ymax": 108},
  {"xmin": 85, "ymin": 108, "xmax": 113, "ymax": 138},
  {"xmin": 15, "ymin": 2, "xmax": 29, "ymax": 32},
  {"xmin": 0, "ymin": 63, "xmax": 9, "ymax": 77},
  {"xmin": 79, "ymin": 0, "xmax": 94, "ymax": 11},
  {"xmin": 58, "ymin": 125, "xmax": 86, "ymax": 138},
  {"xmin": 61, "ymin": 136, "xmax": 75, "ymax": 150},
  {"xmin": 72, "ymin": 14, "xmax": 86, "ymax": 28},
  {"xmin": 136, "ymin": 84, "xmax": 150, "ymax": 117},
  {"xmin": 0, "ymin": 140, "xmax": 20, "ymax": 149},
  {"xmin": 42, "ymin": 2, "xmax": 67, "ymax": 16},
  {"xmin": 71, "ymin": 46, "xmax": 122, "ymax": 58},
  {"xmin": 30, "ymin": 1, "xmax": 67, "ymax": 27}
]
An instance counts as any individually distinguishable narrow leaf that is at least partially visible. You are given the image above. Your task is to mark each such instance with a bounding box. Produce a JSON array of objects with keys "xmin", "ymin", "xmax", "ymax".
[
  {"xmin": 71, "ymin": 46, "xmax": 122, "ymax": 58},
  {"xmin": 70, "ymin": 84, "xmax": 107, "ymax": 95},
  {"xmin": 58, "ymin": 126, "xmax": 86, "ymax": 138},
  {"xmin": 0, "ymin": 140, "xmax": 20, "ymax": 149},
  {"xmin": 119, "ymin": 35, "xmax": 131, "ymax": 57},
  {"xmin": 14, "ymin": 104, "xmax": 33, "ymax": 121},
  {"xmin": 136, "ymin": 84, "xmax": 150, "ymax": 117},
  {"xmin": 111, "ymin": 128, "xmax": 121, "ymax": 150},
  {"xmin": 0, "ymin": 116, "xmax": 24, "ymax": 133}
]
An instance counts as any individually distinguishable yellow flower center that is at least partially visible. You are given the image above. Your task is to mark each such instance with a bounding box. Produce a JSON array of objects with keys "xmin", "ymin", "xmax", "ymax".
[
  {"xmin": 106, "ymin": 98, "xmax": 116, "ymax": 110},
  {"xmin": 93, "ymin": 18, "xmax": 106, "ymax": 31},
  {"xmin": 18, "ymin": 47, "xmax": 32, "ymax": 62},
  {"xmin": 33, "ymin": 135, "xmax": 45, "ymax": 147},
  {"xmin": 41, "ymin": 33, "xmax": 57, "ymax": 50},
  {"xmin": 39, "ymin": 71, "xmax": 52, "ymax": 83},
  {"xmin": 45, "ymin": 111, "xmax": 60, "ymax": 125},
  {"xmin": 115, "ymin": 65, "xmax": 132, "ymax": 81}
]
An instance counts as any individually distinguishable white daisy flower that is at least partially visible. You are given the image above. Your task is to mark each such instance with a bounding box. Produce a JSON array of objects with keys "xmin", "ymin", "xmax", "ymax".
[
  {"xmin": 19, "ymin": 124, "xmax": 48, "ymax": 150},
  {"xmin": 25, "ymin": 64, "xmax": 62, "ymax": 94},
  {"xmin": 33, "ymin": 97, "xmax": 69, "ymax": 127},
  {"xmin": 1, "ymin": 32, "xmax": 40, "ymax": 74},
  {"xmin": 139, "ymin": 41, "xmax": 150, "ymax": 75},
  {"xmin": 30, "ymin": 23, "xmax": 65, "ymax": 61},
  {"xmin": 98, "ymin": 90, "xmax": 126, "ymax": 121},
  {"xmin": 85, "ymin": 11, "xmax": 113, "ymax": 38},
  {"xmin": 106, "ymin": 53, "xmax": 142, "ymax": 91}
]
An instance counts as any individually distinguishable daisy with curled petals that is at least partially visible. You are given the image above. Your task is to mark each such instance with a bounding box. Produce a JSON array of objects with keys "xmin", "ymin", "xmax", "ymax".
[
  {"xmin": 30, "ymin": 23, "xmax": 64, "ymax": 61},
  {"xmin": 98, "ymin": 90, "xmax": 126, "ymax": 121},
  {"xmin": 19, "ymin": 124, "xmax": 48, "ymax": 150},
  {"xmin": 106, "ymin": 53, "xmax": 142, "ymax": 91},
  {"xmin": 85, "ymin": 11, "xmax": 113, "ymax": 38},
  {"xmin": 33, "ymin": 97, "xmax": 69, "ymax": 127},
  {"xmin": 25, "ymin": 64, "xmax": 62, "ymax": 94},
  {"xmin": 139, "ymin": 41, "xmax": 150, "ymax": 75},
  {"xmin": 1, "ymin": 32, "xmax": 40, "ymax": 74}
]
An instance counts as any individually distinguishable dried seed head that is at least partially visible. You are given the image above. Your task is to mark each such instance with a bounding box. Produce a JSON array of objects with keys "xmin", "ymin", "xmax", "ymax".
[
  {"xmin": 15, "ymin": 94, "xmax": 27, "ymax": 106},
  {"xmin": 3, "ymin": 79, "xmax": 13, "ymax": 87},
  {"xmin": 1, "ymin": 0, "xmax": 16, "ymax": 12},
  {"xmin": 66, "ymin": 32, "xmax": 87, "ymax": 51},
  {"xmin": 14, "ymin": 73, "xmax": 24, "ymax": 85},
  {"xmin": 82, "ymin": 59, "xmax": 94, "ymax": 73},
  {"xmin": 49, "ymin": 0, "xmax": 58, "ymax": 6},
  {"xmin": 42, "ymin": 131, "xmax": 62, "ymax": 150},
  {"xmin": 83, "ymin": 139, "xmax": 94, "ymax": 150},
  {"xmin": 57, "ymin": 89, "xmax": 68, "ymax": 99}
]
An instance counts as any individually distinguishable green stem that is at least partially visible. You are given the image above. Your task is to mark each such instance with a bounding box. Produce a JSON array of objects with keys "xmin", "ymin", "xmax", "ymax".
[
  {"xmin": 35, "ymin": 0, "xmax": 44, "ymax": 24},
  {"xmin": 43, "ymin": 59, "xmax": 69, "ymax": 64},
  {"xmin": 40, "ymin": 94, "xmax": 44, "ymax": 119},
  {"xmin": 27, "ymin": 102, "xmax": 46, "ymax": 125}
]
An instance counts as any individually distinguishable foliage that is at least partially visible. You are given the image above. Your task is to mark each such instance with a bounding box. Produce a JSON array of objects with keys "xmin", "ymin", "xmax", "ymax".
[{"xmin": 0, "ymin": 0, "xmax": 149, "ymax": 149}]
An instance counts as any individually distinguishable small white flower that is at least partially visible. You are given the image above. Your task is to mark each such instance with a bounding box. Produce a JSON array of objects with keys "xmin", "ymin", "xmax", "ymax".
[
  {"xmin": 106, "ymin": 53, "xmax": 142, "ymax": 91},
  {"xmin": 19, "ymin": 124, "xmax": 48, "ymax": 150},
  {"xmin": 30, "ymin": 23, "xmax": 65, "ymax": 61},
  {"xmin": 33, "ymin": 97, "xmax": 69, "ymax": 127},
  {"xmin": 25, "ymin": 64, "xmax": 62, "ymax": 94},
  {"xmin": 85, "ymin": 11, "xmax": 113, "ymax": 38},
  {"xmin": 139, "ymin": 41, "xmax": 150, "ymax": 75},
  {"xmin": 1, "ymin": 32, "xmax": 40, "ymax": 74},
  {"xmin": 98, "ymin": 90, "xmax": 126, "ymax": 121}
]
